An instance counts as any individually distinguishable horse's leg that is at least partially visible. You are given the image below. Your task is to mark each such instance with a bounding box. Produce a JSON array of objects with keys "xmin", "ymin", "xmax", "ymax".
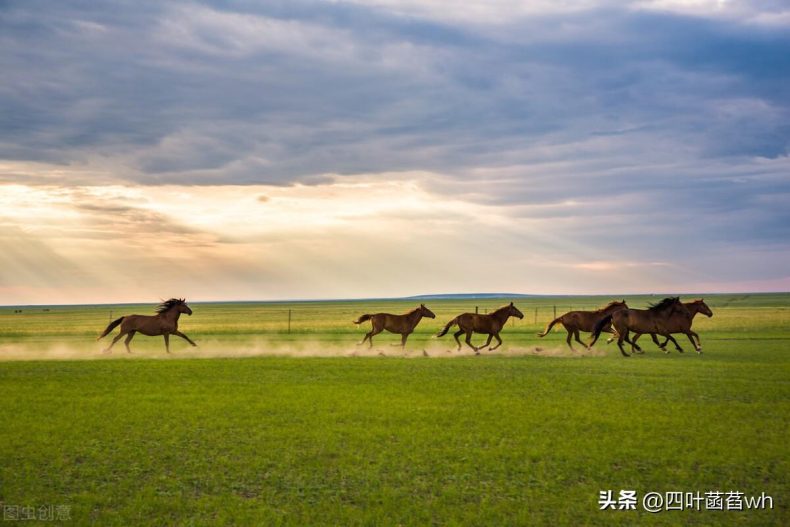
[
  {"xmin": 464, "ymin": 331, "xmax": 479, "ymax": 354},
  {"xmin": 480, "ymin": 333, "xmax": 494, "ymax": 351},
  {"xmin": 685, "ymin": 331, "xmax": 700, "ymax": 352},
  {"xmin": 453, "ymin": 329, "xmax": 464, "ymax": 351},
  {"xmin": 648, "ymin": 333, "xmax": 667, "ymax": 352},
  {"xmin": 690, "ymin": 330, "xmax": 702, "ymax": 352},
  {"xmin": 489, "ymin": 333, "xmax": 503, "ymax": 350},
  {"xmin": 566, "ymin": 330, "xmax": 575, "ymax": 351},
  {"xmin": 358, "ymin": 330, "xmax": 372, "ymax": 346},
  {"xmin": 629, "ymin": 333, "xmax": 643, "ymax": 353},
  {"xmin": 124, "ymin": 330, "xmax": 136, "ymax": 353},
  {"xmin": 617, "ymin": 331, "xmax": 631, "ymax": 357},
  {"xmin": 104, "ymin": 330, "xmax": 127, "ymax": 353},
  {"xmin": 573, "ymin": 329, "xmax": 588, "ymax": 350},
  {"xmin": 163, "ymin": 333, "xmax": 170, "ymax": 354},
  {"xmin": 624, "ymin": 331, "xmax": 642, "ymax": 352},
  {"xmin": 665, "ymin": 334, "xmax": 683, "ymax": 352},
  {"xmin": 590, "ymin": 324, "xmax": 609, "ymax": 347},
  {"xmin": 629, "ymin": 333, "xmax": 646, "ymax": 354},
  {"xmin": 398, "ymin": 333, "xmax": 408, "ymax": 349},
  {"xmin": 173, "ymin": 330, "xmax": 198, "ymax": 347}
]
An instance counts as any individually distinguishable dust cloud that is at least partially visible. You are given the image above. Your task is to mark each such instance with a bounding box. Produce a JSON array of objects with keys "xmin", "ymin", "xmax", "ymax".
[{"xmin": 0, "ymin": 339, "xmax": 611, "ymax": 362}]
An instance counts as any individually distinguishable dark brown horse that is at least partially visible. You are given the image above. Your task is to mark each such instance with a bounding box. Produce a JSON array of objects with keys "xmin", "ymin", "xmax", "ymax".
[
  {"xmin": 537, "ymin": 300, "xmax": 628, "ymax": 350},
  {"xmin": 97, "ymin": 298, "xmax": 197, "ymax": 353},
  {"xmin": 437, "ymin": 302, "xmax": 524, "ymax": 354},
  {"xmin": 631, "ymin": 299, "xmax": 713, "ymax": 353},
  {"xmin": 589, "ymin": 297, "xmax": 686, "ymax": 357},
  {"xmin": 355, "ymin": 304, "xmax": 436, "ymax": 349}
]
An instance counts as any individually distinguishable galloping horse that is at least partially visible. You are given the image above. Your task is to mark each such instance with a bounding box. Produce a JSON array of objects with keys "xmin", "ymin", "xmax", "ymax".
[
  {"xmin": 97, "ymin": 298, "xmax": 197, "ymax": 353},
  {"xmin": 631, "ymin": 299, "xmax": 713, "ymax": 353},
  {"xmin": 437, "ymin": 302, "xmax": 524, "ymax": 354},
  {"xmin": 589, "ymin": 297, "xmax": 687, "ymax": 357},
  {"xmin": 355, "ymin": 304, "xmax": 436, "ymax": 349},
  {"xmin": 537, "ymin": 300, "xmax": 628, "ymax": 351}
]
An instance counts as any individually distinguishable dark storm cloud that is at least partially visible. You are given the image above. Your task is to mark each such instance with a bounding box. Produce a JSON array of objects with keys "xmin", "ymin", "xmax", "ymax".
[{"xmin": 1, "ymin": 0, "xmax": 789, "ymax": 261}]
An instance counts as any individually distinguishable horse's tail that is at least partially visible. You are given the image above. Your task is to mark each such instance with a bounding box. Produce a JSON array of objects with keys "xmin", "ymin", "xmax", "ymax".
[
  {"xmin": 354, "ymin": 314, "xmax": 372, "ymax": 325},
  {"xmin": 590, "ymin": 314, "xmax": 613, "ymax": 343},
  {"xmin": 536, "ymin": 316, "xmax": 562, "ymax": 337},
  {"xmin": 436, "ymin": 317, "xmax": 459, "ymax": 337},
  {"xmin": 97, "ymin": 317, "xmax": 124, "ymax": 340}
]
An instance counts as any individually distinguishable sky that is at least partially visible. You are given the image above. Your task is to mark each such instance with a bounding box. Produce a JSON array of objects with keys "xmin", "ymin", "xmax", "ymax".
[{"xmin": 1, "ymin": 0, "xmax": 789, "ymax": 305}]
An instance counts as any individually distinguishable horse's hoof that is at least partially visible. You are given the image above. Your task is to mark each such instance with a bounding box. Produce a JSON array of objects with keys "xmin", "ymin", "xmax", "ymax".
[{"xmin": 423, "ymin": 350, "xmax": 429, "ymax": 357}]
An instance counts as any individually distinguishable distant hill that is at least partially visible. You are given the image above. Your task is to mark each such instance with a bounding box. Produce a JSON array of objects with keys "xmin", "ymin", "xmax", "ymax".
[{"xmin": 403, "ymin": 293, "xmax": 538, "ymax": 301}]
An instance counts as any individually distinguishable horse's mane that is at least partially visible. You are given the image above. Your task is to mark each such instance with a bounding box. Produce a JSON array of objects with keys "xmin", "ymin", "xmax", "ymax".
[
  {"xmin": 491, "ymin": 304, "xmax": 513, "ymax": 315},
  {"xmin": 648, "ymin": 297, "xmax": 679, "ymax": 313},
  {"xmin": 599, "ymin": 300, "xmax": 624, "ymax": 311},
  {"xmin": 156, "ymin": 298, "xmax": 185, "ymax": 313}
]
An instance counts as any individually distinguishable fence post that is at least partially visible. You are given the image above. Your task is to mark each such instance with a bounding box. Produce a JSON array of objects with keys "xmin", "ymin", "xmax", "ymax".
[
  {"xmin": 534, "ymin": 307, "xmax": 537, "ymax": 324},
  {"xmin": 287, "ymin": 309, "xmax": 291, "ymax": 334},
  {"xmin": 109, "ymin": 309, "xmax": 112, "ymax": 323},
  {"xmin": 553, "ymin": 305, "xmax": 556, "ymax": 319},
  {"xmin": 475, "ymin": 306, "xmax": 478, "ymax": 314}
]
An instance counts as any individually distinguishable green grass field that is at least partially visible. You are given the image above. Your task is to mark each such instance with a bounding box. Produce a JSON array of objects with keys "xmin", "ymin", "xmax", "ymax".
[{"xmin": 0, "ymin": 294, "xmax": 788, "ymax": 525}]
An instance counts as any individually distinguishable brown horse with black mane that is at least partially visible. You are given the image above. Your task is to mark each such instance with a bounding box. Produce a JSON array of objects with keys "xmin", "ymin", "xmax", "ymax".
[
  {"xmin": 589, "ymin": 297, "xmax": 687, "ymax": 357},
  {"xmin": 97, "ymin": 298, "xmax": 197, "ymax": 353},
  {"xmin": 537, "ymin": 300, "xmax": 628, "ymax": 351},
  {"xmin": 355, "ymin": 304, "xmax": 436, "ymax": 349},
  {"xmin": 437, "ymin": 302, "xmax": 524, "ymax": 354},
  {"xmin": 631, "ymin": 298, "xmax": 713, "ymax": 353}
]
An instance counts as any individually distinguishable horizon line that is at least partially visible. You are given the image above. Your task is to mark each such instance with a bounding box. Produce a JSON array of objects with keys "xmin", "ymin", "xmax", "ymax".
[{"xmin": 2, "ymin": 291, "xmax": 788, "ymax": 309}]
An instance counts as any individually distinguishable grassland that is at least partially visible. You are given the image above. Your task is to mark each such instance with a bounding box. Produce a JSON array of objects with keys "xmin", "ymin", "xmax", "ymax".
[{"xmin": 0, "ymin": 294, "xmax": 788, "ymax": 525}]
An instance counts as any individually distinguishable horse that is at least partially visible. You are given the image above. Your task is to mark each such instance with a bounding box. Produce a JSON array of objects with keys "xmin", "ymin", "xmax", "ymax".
[
  {"xmin": 631, "ymin": 299, "xmax": 713, "ymax": 353},
  {"xmin": 537, "ymin": 300, "xmax": 628, "ymax": 350},
  {"xmin": 589, "ymin": 297, "xmax": 687, "ymax": 357},
  {"xmin": 354, "ymin": 304, "xmax": 436, "ymax": 349},
  {"xmin": 97, "ymin": 298, "xmax": 197, "ymax": 353},
  {"xmin": 437, "ymin": 302, "xmax": 524, "ymax": 354}
]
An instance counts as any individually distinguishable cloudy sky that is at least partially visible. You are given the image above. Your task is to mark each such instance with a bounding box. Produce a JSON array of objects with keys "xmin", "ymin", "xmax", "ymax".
[{"xmin": 1, "ymin": 0, "xmax": 789, "ymax": 304}]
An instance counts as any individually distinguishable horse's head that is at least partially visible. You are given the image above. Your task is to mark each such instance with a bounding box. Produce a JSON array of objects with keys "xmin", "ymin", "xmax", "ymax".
[
  {"xmin": 693, "ymin": 298, "xmax": 713, "ymax": 318},
  {"xmin": 419, "ymin": 303, "xmax": 436, "ymax": 319},
  {"xmin": 179, "ymin": 299, "xmax": 193, "ymax": 316},
  {"xmin": 508, "ymin": 302, "xmax": 524, "ymax": 319},
  {"xmin": 157, "ymin": 298, "xmax": 192, "ymax": 315}
]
